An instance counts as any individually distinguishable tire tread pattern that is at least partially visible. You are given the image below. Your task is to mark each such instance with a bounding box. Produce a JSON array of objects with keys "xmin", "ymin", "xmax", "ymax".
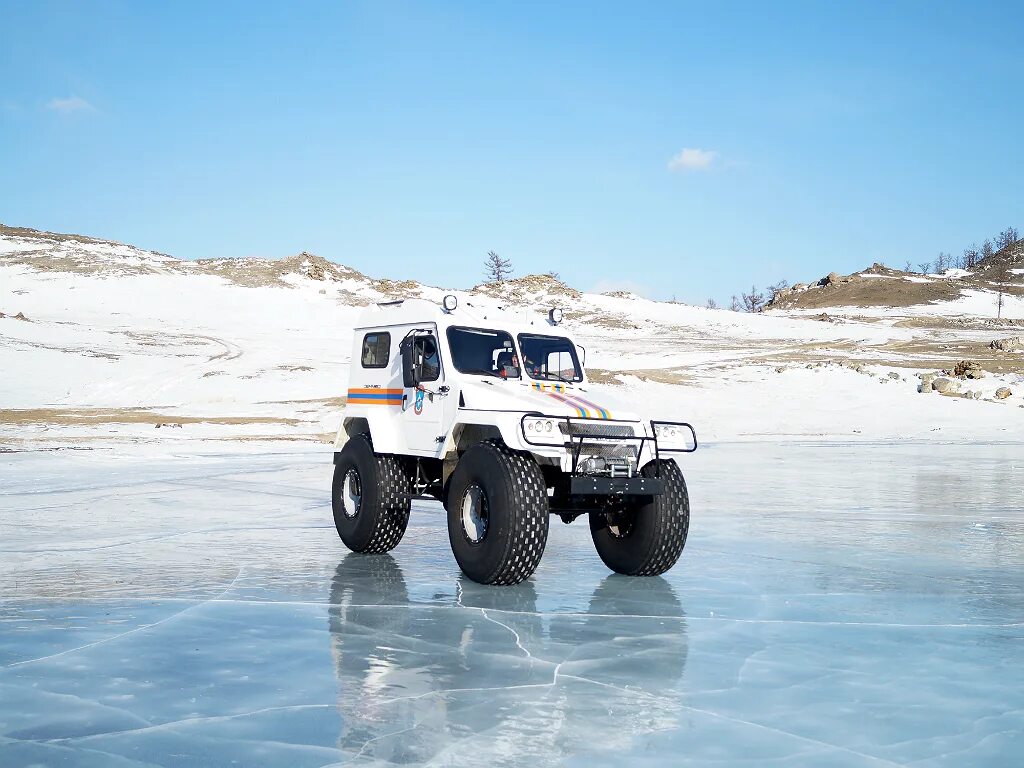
[
  {"xmin": 334, "ymin": 433, "xmax": 412, "ymax": 554},
  {"xmin": 363, "ymin": 449, "xmax": 412, "ymax": 553},
  {"xmin": 591, "ymin": 459, "xmax": 689, "ymax": 576},
  {"xmin": 452, "ymin": 440, "xmax": 550, "ymax": 585},
  {"xmin": 487, "ymin": 440, "xmax": 549, "ymax": 585},
  {"xmin": 636, "ymin": 460, "xmax": 689, "ymax": 575}
]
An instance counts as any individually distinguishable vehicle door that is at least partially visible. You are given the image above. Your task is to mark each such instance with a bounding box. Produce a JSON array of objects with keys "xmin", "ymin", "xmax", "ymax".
[{"xmin": 399, "ymin": 327, "xmax": 449, "ymax": 453}]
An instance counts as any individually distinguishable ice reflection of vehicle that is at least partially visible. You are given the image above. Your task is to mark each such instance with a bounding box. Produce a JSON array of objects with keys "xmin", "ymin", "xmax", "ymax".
[{"xmin": 328, "ymin": 556, "xmax": 688, "ymax": 762}]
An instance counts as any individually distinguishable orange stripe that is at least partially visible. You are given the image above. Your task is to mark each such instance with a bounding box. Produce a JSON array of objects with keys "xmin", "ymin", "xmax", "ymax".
[{"xmin": 348, "ymin": 388, "xmax": 403, "ymax": 394}]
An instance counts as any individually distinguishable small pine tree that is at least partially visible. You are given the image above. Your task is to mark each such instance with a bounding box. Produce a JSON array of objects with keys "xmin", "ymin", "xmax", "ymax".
[
  {"xmin": 996, "ymin": 254, "xmax": 1010, "ymax": 320},
  {"xmin": 484, "ymin": 250, "xmax": 513, "ymax": 283},
  {"xmin": 705, "ymin": 298, "xmax": 718, "ymax": 309},
  {"xmin": 729, "ymin": 295, "xmax": 742, "ymax": 312},
  {"xmin": 741, "ymin": 286, "xmax": 765, "ymax": 313}
]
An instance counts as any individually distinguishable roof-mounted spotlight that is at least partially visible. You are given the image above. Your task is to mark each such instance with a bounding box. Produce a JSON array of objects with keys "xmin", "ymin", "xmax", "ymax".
[
  {"xmin": 442, "ymin": 294, "xmax": 458, "ymax": 313},
  {"xmin": 548, "ymin": 307, "xmax": 564, "ymax": 325}
]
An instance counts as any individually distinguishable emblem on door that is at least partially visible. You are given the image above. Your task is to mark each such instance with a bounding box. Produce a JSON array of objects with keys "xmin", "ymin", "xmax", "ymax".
[{"xmin": 414, "ymin": 388, "xmax": 425, "ymax": 415}]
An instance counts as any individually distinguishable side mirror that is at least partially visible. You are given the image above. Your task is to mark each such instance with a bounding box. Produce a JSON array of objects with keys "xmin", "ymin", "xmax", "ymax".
[
  {"xmin": 400, "ymin": 338, "xmax": 418, "ymax": 387},
  {"xmin": 577, "ymin": 344, "xmax": 587, "ymax": 367}
]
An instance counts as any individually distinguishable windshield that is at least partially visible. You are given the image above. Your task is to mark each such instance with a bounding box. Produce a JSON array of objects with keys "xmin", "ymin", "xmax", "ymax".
[
  {"xmin": 446, "ymin": 327, "xmax": 520, "ymax": 379},
  {"xmin": 518, "ymin": 333, "xmax": 583, "ymax": 382}
]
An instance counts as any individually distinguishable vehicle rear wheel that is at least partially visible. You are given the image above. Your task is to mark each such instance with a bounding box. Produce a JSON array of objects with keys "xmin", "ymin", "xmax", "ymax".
[
  {"xmin": 589, "ymin": 459, "xmax": 689, "ymax": 576},
  {"xmin": 445, "ymin": 440, "xmax": 549, "ymax": 585},
  {"xmin": 332, "ymin": 433, "xmax": 411, "ymax": 553}
]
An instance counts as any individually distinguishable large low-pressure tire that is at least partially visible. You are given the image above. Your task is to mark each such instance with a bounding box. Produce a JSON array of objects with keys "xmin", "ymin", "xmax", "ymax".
[
  {"xmin": 332, "ymin": 433, "xmax": 411, "ymax": 554},
  {"xmin": 590, "ymin": 459, "xmax": 689, "ymax": 576},
  {"xmin": 445, "ymin": 440, "xmax": 550, "ymax": 585}
]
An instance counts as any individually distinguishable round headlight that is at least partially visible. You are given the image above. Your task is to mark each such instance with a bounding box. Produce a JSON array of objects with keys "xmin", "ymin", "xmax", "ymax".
[
  {"xmin": 549, "ymin": 307, "xmax": 564, "ymax": 325},
  {"xmin": 544, "ymin": 420, "xmax": 553, "ymax": 432},
  {"xmin": 442, "ymin": 294, "xmax": 458, "ymax": 312}
]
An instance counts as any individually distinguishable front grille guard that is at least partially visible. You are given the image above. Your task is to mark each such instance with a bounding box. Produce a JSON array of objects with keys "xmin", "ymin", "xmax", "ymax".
[{"xmin": 519, "ymin": 414, "xmax": 697, "ymax": 478}]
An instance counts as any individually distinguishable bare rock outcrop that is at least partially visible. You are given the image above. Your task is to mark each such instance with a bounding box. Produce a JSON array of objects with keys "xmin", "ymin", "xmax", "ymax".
[
  {"xmin": 990, "ymin": 337, "xmax": 1023, "ymax": 352},
  {"xmin": 952, "ymin": 360, "xmax": 985, "ymax": 379}
]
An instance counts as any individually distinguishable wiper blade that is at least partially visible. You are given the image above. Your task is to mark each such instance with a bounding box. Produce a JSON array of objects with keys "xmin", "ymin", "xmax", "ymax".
[{"xmin": 544, "ymin": 372, "xmax": 575, "ymax": 383}]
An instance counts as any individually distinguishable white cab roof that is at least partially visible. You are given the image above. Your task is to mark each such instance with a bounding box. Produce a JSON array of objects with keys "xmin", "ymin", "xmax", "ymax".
[{"xmin": 354, "ymin": 298, "xmax": 575, "ymax": 340}]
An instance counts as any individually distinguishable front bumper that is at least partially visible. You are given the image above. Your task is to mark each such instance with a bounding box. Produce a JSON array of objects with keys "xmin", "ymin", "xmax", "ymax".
[
  {"xmin": 519, "ymin": 413, "xmax": 697, "ymax": 464},
  {"xmin": 568, "ymin": 476, "xmax": 664, "ymax": 497}
]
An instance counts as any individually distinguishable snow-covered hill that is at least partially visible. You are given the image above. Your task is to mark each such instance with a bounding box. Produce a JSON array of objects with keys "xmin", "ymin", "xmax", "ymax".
[
  {"xmin": 1, "ymin": 225, "xmax": 1022, "ymax": 449},
  {"xmin": 766, "ymin": 250, "xmax": 1024, "ymax": 316}
]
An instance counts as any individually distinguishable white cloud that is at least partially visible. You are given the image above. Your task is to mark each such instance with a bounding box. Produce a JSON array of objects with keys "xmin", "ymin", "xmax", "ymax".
[
  {"xmin": 667, "ymin": 148, "xmax": 717, "ymax": 172},
  {"xmin": 46, "ymin": 96, "xmax": 96, "ymax": 114}
]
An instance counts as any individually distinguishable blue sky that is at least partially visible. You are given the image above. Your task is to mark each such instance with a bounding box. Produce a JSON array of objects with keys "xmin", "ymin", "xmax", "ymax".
[{"xmin": 2, "ymin": 1, "xmax": 1022, "ymax": 302}]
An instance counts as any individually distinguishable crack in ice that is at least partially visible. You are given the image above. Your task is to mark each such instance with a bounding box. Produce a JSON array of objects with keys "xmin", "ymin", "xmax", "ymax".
[
  {"xmin": 3, "ymin": 567, "xmax": 245, "ymax": 669},
  {"xmin": 479, "ymin": 608, "xmax": 533, "ymax": 659},
  {"xmin": 560, "ymin": 674, "xmax": 910, "ymax": 767},
  {"xmin": 5, "ymin": 595, "xmax": 1018, "ymax": 629}
]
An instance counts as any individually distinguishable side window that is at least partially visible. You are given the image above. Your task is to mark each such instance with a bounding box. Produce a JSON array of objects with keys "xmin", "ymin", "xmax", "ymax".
[
  {"xmin": 414, "ymin": 335, "xmax": 440, "ymax": 382},
  {"xmin": 361, "ymin": 332, "xmax": 391, "ymax": 369}
]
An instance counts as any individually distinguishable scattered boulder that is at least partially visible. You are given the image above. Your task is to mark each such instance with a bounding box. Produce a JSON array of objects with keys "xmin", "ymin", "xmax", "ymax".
[
  {"xmin": 995, "ymin": 387, "xmax": 1013, "ymax": 400},
  {"xmin": 990, "ymin": 336, "xmax": 1024, "ymax": 352},
  {"xmin": 775, "ymin": 366, "xmax": 785, "ymax": 373},
  {"xmin": 305, "ymin": 258, "xmax": 326, "ymax": 281},
  {"xmin": 931, "ymin": 377, "xmax": 958, "ymax": 394},
  {"xmin": 887, "ymin": 371, "xmax": 900, "ymax": 380},
  {"xmin": 953, "ymin": 360, "xmax": 985, "ymax": 379},
  {"xmin": 13, "ymin": 311, "xmax": 29, "ymax": 321}
]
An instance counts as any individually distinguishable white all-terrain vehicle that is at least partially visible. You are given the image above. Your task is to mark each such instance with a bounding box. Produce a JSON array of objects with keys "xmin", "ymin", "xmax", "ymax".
[{"xmin": 331, "ymin": 295, "xmax": 697, "ymax": 585}]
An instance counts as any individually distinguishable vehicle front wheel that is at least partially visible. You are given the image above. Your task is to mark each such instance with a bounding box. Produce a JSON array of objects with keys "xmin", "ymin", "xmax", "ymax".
[
  {"xmin": 589, "ymin": 459, "xmax": 689, "ymax": 576},
  {"xmin": 445, "ymin": 440, "xmax": 549, "ymax": 585},
  {"xmin": 332, "ymin": 433, "xmax": 411, "ymax": 553}
]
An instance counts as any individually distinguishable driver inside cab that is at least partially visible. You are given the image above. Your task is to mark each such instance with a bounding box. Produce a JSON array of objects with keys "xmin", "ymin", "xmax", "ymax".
[{"xmin": 495, "ymin": 349, "xmax": 520, "ymax": 379}]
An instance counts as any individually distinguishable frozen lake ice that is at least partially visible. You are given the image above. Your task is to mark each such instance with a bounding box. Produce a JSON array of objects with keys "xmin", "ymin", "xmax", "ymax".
[{"xmin": 1, "ymin": 443, "xmax": 1022, "ymax": 766}]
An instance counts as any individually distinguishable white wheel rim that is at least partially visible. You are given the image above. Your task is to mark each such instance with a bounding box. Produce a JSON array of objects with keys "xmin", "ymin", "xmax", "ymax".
[
  {"xmin": 343, "ymin": 469, "xmax": 361, "ymax": 518},
  {"xmin": 461, "ymin": 484, "xmax": 488, "ymax": 544}
]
